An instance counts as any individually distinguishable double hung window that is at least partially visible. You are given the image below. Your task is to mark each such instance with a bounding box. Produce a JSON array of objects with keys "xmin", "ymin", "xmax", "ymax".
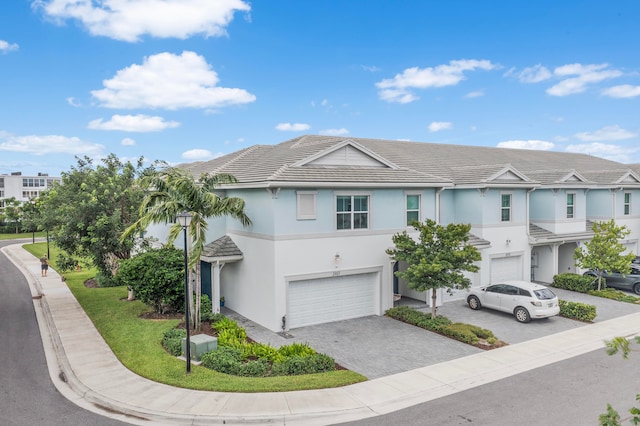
[
  {"xmin": 501, "ymin": 194, "xmax": 512, "ymax": 222},
  {"xmin": 566, "ymin": 193, "xmax": 575, "ymax": 219},
  {"xmin": 406, "ymin": 194, "xmax": 420, "ymax": 225},
  {"xmin": 624, "ymin": 192, "xmax": 631, "ymax": 215}
]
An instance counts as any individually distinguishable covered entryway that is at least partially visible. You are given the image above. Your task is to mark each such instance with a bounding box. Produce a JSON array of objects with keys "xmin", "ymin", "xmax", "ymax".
[
  {"xmin": 490, "ymin": 255, "xmax": 522, "ymax": 283},
  {"xmin": 288, "ymin": 272, "xmax": 378, "ymax": 328}
]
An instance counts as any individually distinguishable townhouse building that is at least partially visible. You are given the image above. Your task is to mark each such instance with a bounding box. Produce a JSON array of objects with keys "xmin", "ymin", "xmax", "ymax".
[{"xmin": 171, "ymin": 135, "xmax": 640, "ymax": 333}]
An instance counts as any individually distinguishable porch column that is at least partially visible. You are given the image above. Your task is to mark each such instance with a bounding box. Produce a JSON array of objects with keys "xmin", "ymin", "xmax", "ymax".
[
  {"xmin": 212, "ymin": 261, "xmax": 223, "ymax": 314},
  {"xmin": 551, "ymin": 244, "xmax": 560, "ymax": 277}
]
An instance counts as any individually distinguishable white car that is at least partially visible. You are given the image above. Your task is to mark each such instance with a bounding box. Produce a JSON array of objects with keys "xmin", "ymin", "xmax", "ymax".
[{"xmin": 467, "ymin": 280, "xmax": 560, "ymax": 323}]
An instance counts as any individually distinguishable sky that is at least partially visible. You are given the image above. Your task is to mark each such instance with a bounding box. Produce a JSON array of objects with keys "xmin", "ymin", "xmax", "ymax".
[{"xmin": 1, "ymin": 0, "xmax": 640, "ymax": 177}]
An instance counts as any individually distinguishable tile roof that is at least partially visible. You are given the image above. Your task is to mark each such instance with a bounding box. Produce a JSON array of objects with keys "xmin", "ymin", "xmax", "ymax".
[
  {"xmin": 180, "ymin": 135, "xmax": 638, "ymax": 187},
  {"xmin": 201, "ymin": 236, "xmax": 243, "ymax": 259}
]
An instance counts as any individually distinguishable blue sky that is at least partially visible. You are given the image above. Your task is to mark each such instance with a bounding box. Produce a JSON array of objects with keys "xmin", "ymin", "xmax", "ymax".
[{"xmin": 1, "ymin": 1, "xmax": 640, "ymax": 177}]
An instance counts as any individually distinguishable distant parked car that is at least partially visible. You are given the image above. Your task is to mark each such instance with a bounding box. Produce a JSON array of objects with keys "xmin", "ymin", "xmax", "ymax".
[
  {"xmin": 584, "ymin": 265, "xmax": 640, "ymax": 295},
  {"xmin": 467, "ymin": 281, "xmax": 560, "ymax": 323}
]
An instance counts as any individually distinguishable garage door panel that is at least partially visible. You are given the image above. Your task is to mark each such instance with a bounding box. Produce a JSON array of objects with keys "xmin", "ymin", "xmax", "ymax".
[
  {"xmin": 289, "ymin": 273, "xmax": 377, "ymax": 328},
  {"xmin": 490, "ymin": 256, "xmax": 522, "ymax": 283}
]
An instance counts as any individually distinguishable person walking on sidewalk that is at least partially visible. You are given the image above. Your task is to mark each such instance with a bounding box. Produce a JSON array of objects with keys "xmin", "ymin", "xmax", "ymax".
[{"xmin": 40, "ymin": 254, "xmax": 49, "ymax": 277}]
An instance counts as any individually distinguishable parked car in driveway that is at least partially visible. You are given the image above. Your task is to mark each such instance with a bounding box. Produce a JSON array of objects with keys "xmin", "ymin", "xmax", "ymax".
[
  {"xmin": 584, "ymin": 265, "xmax": 640, "ymax": 295},
  {"xmin": 467, "ymin": 280, "xmax": 560, "ymax": 323}
]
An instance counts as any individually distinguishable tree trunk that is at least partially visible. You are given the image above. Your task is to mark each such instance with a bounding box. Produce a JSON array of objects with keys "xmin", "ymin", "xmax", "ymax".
[
  {"xmin": 194, "ymin": 260, "xmax": 201, "ymax": 331},
  {"xmin": 188, "ymin": 269, "xmax": 196, "ymax": 328},
  {"xmin": 431, "ymin": 288, "xmax": 438, "ymax": 319},
  {"xmin": 127, "ymin": 287, "xmax": 134, "ymax": 301},
  {"xmin": 597, "ymin": 273, "xmax": 603, "ymax": 291}
]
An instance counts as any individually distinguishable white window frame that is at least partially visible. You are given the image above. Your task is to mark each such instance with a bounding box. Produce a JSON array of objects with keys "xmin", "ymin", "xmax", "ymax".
[
  {"xmin": 500, "ymin": 193, "xmax": 512, "ymax": 223},
  {"xmin": 624, "ymin": 192, "xmax": 631, "ymax": 216},
  {"xmin": 296, "ymin": 191, "xmax": 317, "ymax": 220},
  {"xmin": 566, "ymin": 192, "xmax": 575, "ymax": 219},
  {"xmin": 405, "ymin": 192, "xmax": 421, "ymax": 226},
  {"xmin": 335, "ymin": 191, "xmax": 371, "ymax": 230}
]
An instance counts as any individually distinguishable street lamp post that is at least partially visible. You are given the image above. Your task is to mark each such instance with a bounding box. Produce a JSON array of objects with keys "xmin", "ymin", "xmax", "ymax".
[{"xmin": 176, "ymin": 211, "xmax": 193, "ymax": 373}]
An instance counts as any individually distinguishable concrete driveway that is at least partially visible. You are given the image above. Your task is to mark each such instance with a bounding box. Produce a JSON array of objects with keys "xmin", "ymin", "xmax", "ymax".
[{"xmin": 227, "ymin": 288, "xmax": 640, "ymax": 380}]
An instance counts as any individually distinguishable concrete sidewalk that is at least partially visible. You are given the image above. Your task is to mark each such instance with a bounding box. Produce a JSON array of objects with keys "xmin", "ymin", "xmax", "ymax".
[{"xmin": 4, "ymin": 242, "xmax": 640, "ymax": 426}]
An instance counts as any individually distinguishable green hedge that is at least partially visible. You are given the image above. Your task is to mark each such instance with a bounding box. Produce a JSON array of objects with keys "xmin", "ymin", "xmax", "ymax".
[
  {"xmin": 385, "ymin": 306, "xmax": 502, "ymax": 348},
  {"xmin": 552, "ymin": 273, "xmax": 600, "ymax": 293},
  {"xmin": 558, "ymin": 299, "xmax": 597, "ymax": 322},
  {"xmin": 588, "ymin": 289, "xmax": 640, "ymax": 304}
]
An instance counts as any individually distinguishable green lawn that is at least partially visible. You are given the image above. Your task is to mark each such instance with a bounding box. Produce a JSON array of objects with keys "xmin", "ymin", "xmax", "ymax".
[
  {"xmin": 21, "ymin": 242, "xmax": 366, "ymax": 392},
  {"xmin": 0, "ymin": 231, "xmax": 47, "ymax": 241}
]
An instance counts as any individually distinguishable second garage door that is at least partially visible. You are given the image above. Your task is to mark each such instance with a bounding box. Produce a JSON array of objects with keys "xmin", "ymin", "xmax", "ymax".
[
  {"xmin": 490, "ymin": 256, "xmax": 522, "ymax": 283},
  {"xmin": 288, "ymin": 272, "xmax": 378, "ymax": 329}
]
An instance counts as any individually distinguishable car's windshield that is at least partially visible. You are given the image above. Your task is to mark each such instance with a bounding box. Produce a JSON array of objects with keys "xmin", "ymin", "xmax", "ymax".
[{"xmin": 533, "ymin": 288, "xmax": 556, "ymax": 300}]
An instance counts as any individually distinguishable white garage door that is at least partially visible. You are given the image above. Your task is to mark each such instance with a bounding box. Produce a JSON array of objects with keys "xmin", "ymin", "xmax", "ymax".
[
  {"xmin": 490, "ymin": 256, "xmax": 522, "ymax": 283},
  {"xmin": 288, "ymin": 273, "xmax": 377, "ymax": 328}
]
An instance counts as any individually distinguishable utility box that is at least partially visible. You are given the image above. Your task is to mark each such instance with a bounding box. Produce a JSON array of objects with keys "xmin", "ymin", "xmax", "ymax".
[{"xmin": 182, "ymin": 334, "xmax": 218, "ymax": 361}]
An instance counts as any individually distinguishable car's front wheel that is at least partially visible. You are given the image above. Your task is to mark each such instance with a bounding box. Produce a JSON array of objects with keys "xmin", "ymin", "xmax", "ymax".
[
  {"xmin": 633, "ymin": 283, "xmax": 640, "ymax": 295},
  {"xmin": 514, "ymin": 307, "xmax": 531, "ymax": 323},
  {"xmin": 467, "ymin": 295, "xmax": 481, "ymax": 310}
]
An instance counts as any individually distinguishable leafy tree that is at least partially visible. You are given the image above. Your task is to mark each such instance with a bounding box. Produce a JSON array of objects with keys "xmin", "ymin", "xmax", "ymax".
[
  {"xmin": 116, "ymin": 247, "xmax": 184, "ymax": 314},
  {"xmin": 2, "ymin": 197, "xmax": 22, "ymax": 233},
  {"xmin": 122, "ymin": 164, "xmax": 251, "ymax": 329},
  {"xmin": 599, "ymin": 336, "xmax": 640, "ymax": 425},
  {"xmin": 41, "ymin": 155, "xmax": 152, "ymax": 283},
  {"xmin": 386, "ymin": 219, "xmax": 482, "ymax": 318},
  {"xmin": 574, "ymin": 219, "xmax": 636, "ymax": 291}
]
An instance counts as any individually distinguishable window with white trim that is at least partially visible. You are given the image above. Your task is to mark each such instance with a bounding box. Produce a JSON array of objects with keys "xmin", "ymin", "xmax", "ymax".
[
  {"xmin": 406, "ymin": 194, "xmax": 420, "ymax": 225},
  {"xmin": 296, "ymin": 191, "xmax": 317, "ymax": 220},
  {"xmin": 336, "ymin": 194, "xmax": 369, "ymax": 230},
  {"xmin": 566, "ymin": 193, "xmax": 575, "ymax": 219},
  {"xmin": 500, "ymin": 193, "xmax": 512, "ymax": 222},
  {"xmin": 624, "ymin": 192, "xmax": 631, "ymax": 215}
]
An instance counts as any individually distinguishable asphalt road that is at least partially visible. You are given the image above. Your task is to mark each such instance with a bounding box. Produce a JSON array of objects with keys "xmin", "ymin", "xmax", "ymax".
[
  {"xmin": 0, "ymin": 240, "xmax": 128, "ymax": 426},
  {"xmin": 338, "ymin": 347, "xmax": 640, "ymax": 426}
]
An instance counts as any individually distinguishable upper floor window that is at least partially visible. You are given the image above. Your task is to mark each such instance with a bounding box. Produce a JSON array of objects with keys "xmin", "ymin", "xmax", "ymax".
[
  {"xmin": 406, "ymin": 194, "xmax": 420, "ymax": 225},
  {"xmin": 23, "ymin": 190, "xmax": 39, "ymax": 199},
  {"xmin": 624, "ymin": 192, "xmax": 631, "ymax": 215},
  {"xmin": 22, "ymin": 178, "xmax": 45, "ymax": 188},
  {"xmin": 0, "ymin": 177, "xmax": 4, "ymax": 188},
  {"xmin": 501, "ymin": 194, "xmax": 511, "ymax": 222},
  {"xmin": 336, "ymin": 194, "xmax": 369, "ymax": 230},
  {"xmin": 566, "ymin": 193, "xmax": 575, "ymax": 219}
]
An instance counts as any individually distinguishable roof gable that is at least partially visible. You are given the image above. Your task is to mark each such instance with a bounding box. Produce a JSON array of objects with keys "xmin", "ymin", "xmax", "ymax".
[
  {"xmin": 293, "ymin": 140, "xmax": 399, "ymax": 169},
  {"xmin": 487, "ymin": 165, "xmax": 532, "ymax": 183},
  {"xmin": 616, "ymin": 170, "xmax": 640, "ymax": 184}
]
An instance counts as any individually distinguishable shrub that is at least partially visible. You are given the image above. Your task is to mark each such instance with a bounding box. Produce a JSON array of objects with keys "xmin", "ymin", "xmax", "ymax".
[
  {"xmin": 200, "ymin": 347, "xmax": 243, "ymax": 374},
  {"xmin": 588, "ymin": 289, "xmax": 640, "ymax": 304},
  {"xmin": 559, "ymin": 299, "xmax": 597, "ymax": 322},
  {"xmin": 308, "ymin": 353, "xmax": 335, "ymax": 373},
  {"xmin": 552, "ymin": 273, "xmax": 600, "ymax": 293},
  {"xmin": 95, "ymin": 270, "xmax": 120, "ymax": 288},
  {"xmin": 385, "ymin": 306, "xmax": 502, "ymax": 348},
  {"xmin": 236, "ymin": 359, "xmax": 270, "ymax": 377},
  {"xmin": 200, "ymin": 294, "xmax": 215, "ymax": 322},
  {"xmin": 278, "ymin": 342, "xmax": 316, "ymax": 358},
  {"xmin": 56, "ymin": 251, "xmax": 80, "ymax": 273},
  {"xmin": 116, "ymin": 247, "xmax": 184, "ymax": 313},
  {"xmin": 162, "ymin": 328, "xmax": 186, "ymax": 356}
]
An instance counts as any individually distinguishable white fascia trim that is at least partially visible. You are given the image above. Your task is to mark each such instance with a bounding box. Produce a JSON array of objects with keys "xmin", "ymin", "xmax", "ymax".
[{"xmin": 217, "ymin": 181, "xmax": 454, "ymax": 189}]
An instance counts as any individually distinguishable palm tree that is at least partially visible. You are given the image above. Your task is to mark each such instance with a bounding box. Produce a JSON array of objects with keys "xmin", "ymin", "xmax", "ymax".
[{"xmin": 123, "ymin": 165, "xmax": 251, "ymax": 329}]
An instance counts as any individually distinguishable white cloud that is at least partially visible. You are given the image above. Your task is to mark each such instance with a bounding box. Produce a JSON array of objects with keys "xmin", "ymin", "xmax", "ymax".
[
  {"xmin": 34, "ymin": 0, "xmax": 250, "ymax": 42},
  {"xmin": 181, "ymin": 149, "xmax": 218, "ymax": 160},
  {"xmin": 121, "ymin": 138, "xmax": 136, "ymax": 146},
  {"xmin": 0, "ymin": 40, "xmax": 19, "ymax": 53},
  {"xmin": 361, "ymin": 65, "xmax": 380, "ymax": 72},
  {"xmin": 565, "ymin": 143, "xmax": 637, "ymax": 163},
  {"xmin": 428, "ymin": 121, "xmax": 453, "ymax": 132},
  {"xmin": 376, "ymin": 59, "xmax": 497, "ymax": 103},
  {"xmin": 319, "ymin": 128, "xmax": 349, "ymax": 136},
  {"xmin": 574, "ymin": 125, "xmax": 636, "ymax": 142},
  {"xmin": 0, "ymin": 132, "xmax": 104, "ymax": 155},
  {"xmin": 602, "ymin": 84, "xmax": 640, "ymax": 98},
  {"xmin": 464, "ymin": 90, "xmax": 484, "ymax": 98},
  {"xmin": 88, "ymin": 114, "xmax": 180, "ymax": 132},
  {"xmin": 511, "ymin": 64, "xmax": 552, "ymax": 83},
  {"xmin": 275, "ymin": 123, "xmax": 310, "ymax": 132},
  {"xmin": 66, "ymin": 97, "xmax": 82, "ymax": 107},
  {"xmin": 546, "ymin": 63, "xmax": 622, "ymax": 96},
  {"xmin": 497, "ymin": 140, "xmax": 555, "ymax": 150},
  {"xmin": 91, "ymin": 51, "xmax": 255, "ymax": 110}
]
